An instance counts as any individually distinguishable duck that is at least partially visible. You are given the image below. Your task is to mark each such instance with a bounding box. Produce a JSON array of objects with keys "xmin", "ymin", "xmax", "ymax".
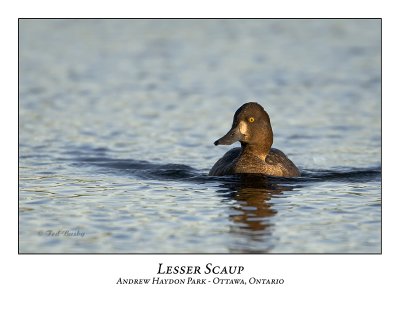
[{"xmin": 209, "ymin": 102, "xmax": 300, "ymax": 177}]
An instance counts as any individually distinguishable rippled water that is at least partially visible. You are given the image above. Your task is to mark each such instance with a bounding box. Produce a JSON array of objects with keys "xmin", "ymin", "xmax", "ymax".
[{"xmin": 19, "ymin": 19, "xmax": 381, "ymax": 253}]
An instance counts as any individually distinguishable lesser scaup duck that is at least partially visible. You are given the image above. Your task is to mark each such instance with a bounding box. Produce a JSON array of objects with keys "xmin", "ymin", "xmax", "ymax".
[{"xmin": 209, "ymin": 102, "xmax": 300, "ymax": 177}]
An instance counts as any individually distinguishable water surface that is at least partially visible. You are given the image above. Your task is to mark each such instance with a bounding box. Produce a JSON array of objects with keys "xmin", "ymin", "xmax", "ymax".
[{"xmin": 19, "ymin": 19, "xmax": 381, "ymax": 253}]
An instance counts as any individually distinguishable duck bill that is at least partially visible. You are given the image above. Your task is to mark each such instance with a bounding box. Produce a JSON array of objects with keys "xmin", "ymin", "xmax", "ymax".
[{"xmin": 214, "ymin": 126, "xmax": 244, "ymax": 146}]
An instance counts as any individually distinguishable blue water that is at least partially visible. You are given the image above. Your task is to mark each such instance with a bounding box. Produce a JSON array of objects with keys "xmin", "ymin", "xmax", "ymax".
[{"xmin": 19, "ymin": 19, "xmax": 381, "ymax": 253}]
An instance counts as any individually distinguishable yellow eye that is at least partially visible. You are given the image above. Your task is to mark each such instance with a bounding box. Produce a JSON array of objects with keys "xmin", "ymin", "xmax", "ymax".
[{"xmin": 249, "ymin": 117, "xmax": 255, "ymax": 123}]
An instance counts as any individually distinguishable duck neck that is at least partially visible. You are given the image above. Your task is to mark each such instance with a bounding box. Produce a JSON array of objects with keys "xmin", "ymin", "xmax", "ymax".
[{"xmin": 240, "ymin": 142, "xmax": 270, "ymax": 161}]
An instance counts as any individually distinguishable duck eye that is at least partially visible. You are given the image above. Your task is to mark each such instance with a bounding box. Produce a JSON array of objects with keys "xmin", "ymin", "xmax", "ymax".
[{"xmin": 248, "ymin": 117, "xmax": 255, "ymax": 123}]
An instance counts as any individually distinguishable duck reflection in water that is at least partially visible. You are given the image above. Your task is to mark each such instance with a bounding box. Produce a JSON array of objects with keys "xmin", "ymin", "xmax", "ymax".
[{"xmin": 216, "ymin": 174, "xmax": 295, "ymax": 252}]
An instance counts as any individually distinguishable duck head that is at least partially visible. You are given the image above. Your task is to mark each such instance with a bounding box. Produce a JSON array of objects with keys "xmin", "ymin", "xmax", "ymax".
[{"xmin": 214, "ymin": 102, "xmax": 274, "ymax": 158}]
